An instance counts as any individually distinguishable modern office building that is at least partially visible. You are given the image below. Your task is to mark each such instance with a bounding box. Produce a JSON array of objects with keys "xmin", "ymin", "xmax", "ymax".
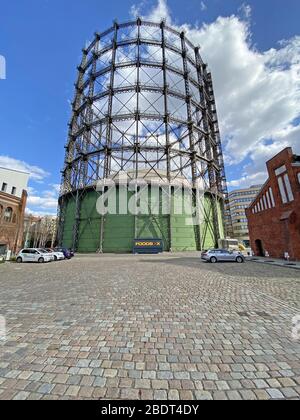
[
  {"xmin": 246, "ymin": 148, "xmax": 300, "ymax": 260},
  {"xmin": 0, "ymin": 167, "xmax": 29, "ymax": 255},
  {"xmin": 227, "ymin": 185, "xmax": 262, "ymax": 246}
]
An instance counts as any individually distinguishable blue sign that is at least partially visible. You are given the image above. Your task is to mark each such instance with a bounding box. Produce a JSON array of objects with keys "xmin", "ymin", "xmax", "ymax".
[{"xmin": 133, "ymin": 239, "xmax": 163, "ymax": 254}]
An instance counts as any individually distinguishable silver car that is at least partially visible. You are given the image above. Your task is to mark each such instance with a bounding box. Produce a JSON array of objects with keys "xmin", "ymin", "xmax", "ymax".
[
  {"xmin": 16, "ymin": 248, "xmax": 53, "ymax": 264},
  {"xmin": 45, "ymin": 248, "xmax": 65, "ymax": 261},
  {"xmin": 201, "ymin": 249, "xmax": 245, "ymax": 263}
]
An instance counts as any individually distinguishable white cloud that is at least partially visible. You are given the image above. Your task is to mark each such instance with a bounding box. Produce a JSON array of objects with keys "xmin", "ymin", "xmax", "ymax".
[
  {"xmin": 26, "ymin": 195, "xmax": 58, "ymax": 210},
  {"xmin": 239, "ymin": 3, "xmax": 252, "ymax": 19},
  {"xmin": 146, "ymin": 0, "xmax": 171, "ymax": 23},
  {"xmin": 26, "ymin": 209, "xmax": 57, "ymax": 217},
  {"xmin": 0, "ymin": 155, "xmax": 49, "ymax": 181},
  {"xmin": 200, "ymin": 1, "xmax": 207, "ymax": 12},
  {"xmin": 0, "ymin": 155, "xmax": 59, "ymax": 214},
  {"xmin": 134, "ymin": 0, "xmax": 300, "ymax": 188},
  {"xmin": 227, "ymin": 172, "xmax": 266, "ymax": 189},
  {"xmin": 130, "ymin": 0, "xmax": 148, "ymax": 18},
  {"xmin": 26, "ymin": 183, "xmax": 59, "ymax": 213}
]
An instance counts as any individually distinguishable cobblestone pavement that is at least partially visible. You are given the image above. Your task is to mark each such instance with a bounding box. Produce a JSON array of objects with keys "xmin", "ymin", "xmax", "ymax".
[{"xmin": 0, "ymin": 253, "xmax": 300, "ymax": 400}]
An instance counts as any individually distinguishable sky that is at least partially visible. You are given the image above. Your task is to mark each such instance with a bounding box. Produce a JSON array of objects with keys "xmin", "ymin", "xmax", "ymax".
[{"xmin": 0, "ymin": 0, "xmax": 299, "ymax": 215}]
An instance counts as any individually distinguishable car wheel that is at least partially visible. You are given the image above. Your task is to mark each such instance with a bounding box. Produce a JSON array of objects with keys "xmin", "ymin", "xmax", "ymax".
[
  {"xmin": 38, "ymin": 257, "xmax": 44, "ymax": 264},
  {"xmin": 54, "ymin": 256, "xmax": 57, "ymax": 261},
  {"xmin": 236, "ymin": 256, "xmax": 244, "ymax": 263},
  {"xmin": 210, "ymin": 257, "xmax": 217, "ymax": 263},
  {"xmin": 16, "ymin": 257, "xmax": 22, "ymax": 263}
]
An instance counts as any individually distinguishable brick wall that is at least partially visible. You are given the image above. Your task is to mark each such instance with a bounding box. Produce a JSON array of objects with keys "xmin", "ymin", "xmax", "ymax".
[
  {"xmin": 246, "ymin": 148, "xmax": 300, "ymax": 261},
  {"xmin": 0, "ymin": 190, "xmax": 27, "ymax": 254}
]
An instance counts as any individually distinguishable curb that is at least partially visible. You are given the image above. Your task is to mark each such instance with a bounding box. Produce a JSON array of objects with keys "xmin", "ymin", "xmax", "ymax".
[{"xmin": 249, "ymin": 258, "xmax": 300, "ymax": 271}]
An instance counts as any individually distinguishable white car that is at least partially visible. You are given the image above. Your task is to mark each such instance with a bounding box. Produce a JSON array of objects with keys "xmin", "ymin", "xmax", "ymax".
[
  {"xmin": 16, "ymin": 248, "xmax": 53, "ymax": 264},
  {"xmin": 45, "ymin": 248, "xmax": 65, "ymax": 261}
]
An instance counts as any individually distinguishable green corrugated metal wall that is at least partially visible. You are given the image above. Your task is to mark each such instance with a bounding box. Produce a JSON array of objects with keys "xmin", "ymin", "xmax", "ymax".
[
  {"xmin": 62, "ymin": 187, "xmax": 224, "ymax": 253},
  {"xmin": 78, "ymin": 191, "xmax": 102, "ymax": 253},
  {"xmin": 62, "ymin": 197, "xmax": 76, "ymax": 249}
]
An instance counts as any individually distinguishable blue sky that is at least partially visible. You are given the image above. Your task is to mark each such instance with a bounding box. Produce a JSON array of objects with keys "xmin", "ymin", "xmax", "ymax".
[{"xmin": 0, "ymin": 0, "xmax": 299, "ymax": 214}]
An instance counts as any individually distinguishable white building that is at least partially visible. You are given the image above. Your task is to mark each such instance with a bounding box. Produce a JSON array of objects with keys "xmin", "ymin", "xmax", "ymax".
[{"xmin": 0, "ymin": 167, "xmax": 29, "ymax": 199}]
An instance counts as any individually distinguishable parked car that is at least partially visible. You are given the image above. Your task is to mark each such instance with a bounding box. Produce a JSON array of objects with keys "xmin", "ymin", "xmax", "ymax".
[
  {"xmin": 201, "ymin": 249, "xmax": 245, "ymax": 263},
  {"xmin": 53, "ymin": 247, "xmax": 73, "ymax": 260},
  {"xmin": 201, "ymin": 250, "xmax": 208, "ymax": 258},
  {"xmin": 16, "ymin": 248, "xmax": 53, "ymax": 264},
  {"xmin": 45, "ymin": 248, "xmax": 65, "ymax": 261}
]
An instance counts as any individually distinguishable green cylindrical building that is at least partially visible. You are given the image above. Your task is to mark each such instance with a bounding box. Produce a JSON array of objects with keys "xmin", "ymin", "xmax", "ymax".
[{"xmin": 58, "ymin": 19, "xmax": 228, "ymax": 253}]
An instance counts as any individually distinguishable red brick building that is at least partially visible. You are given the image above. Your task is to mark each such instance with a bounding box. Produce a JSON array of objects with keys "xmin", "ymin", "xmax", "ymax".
[
  {"xmin": 0, "ymin": 167, "xmax": 29, "ymax": 255},
  {"xmin": 246, "ymin": 148, "xmax": 300, "ymax": 260},
  {"xmin": 0, "ymin": 190, "xmax": 28, "ymax": 254}
]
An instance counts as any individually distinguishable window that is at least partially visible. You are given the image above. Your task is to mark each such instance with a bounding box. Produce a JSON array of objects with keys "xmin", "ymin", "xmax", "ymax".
[
  {"xmin": 260, "ymin": 198, "xmax": 264, "ymax": 211},
  {"xmin": 278, "ymin": 176, "xmax": 288, "ymax": 204},
  {"xmin": 1, "ymin": 183, "xmax": 7, "ymax": 193},
  {"xmin": 266, "ymin": 191, "xmax": 271, "ymax": 209},
  {"xmin": 263, "ymin": 195, "xmax": 268, "ymax": 210},
  {"xmin": 11, "ymin": 187, "xmax": 16, "ymax": 195},
  {"xmin": 275, "ymin": 165, "xmax": 287, "ymax": 176},
  {"xmin": 4, "ymin": 207, "xmax": 13, "ymax": 223},
  {"xmin": 269, "ymin": 187, "xmax": 275, "ymax": 207},
  {"xmin": 298, "ymin": 173, "xmax": 300, "ymax": 185},
  {"xmin": 283, "ymin": 174, "xmax": 294, "ymax": 202}
]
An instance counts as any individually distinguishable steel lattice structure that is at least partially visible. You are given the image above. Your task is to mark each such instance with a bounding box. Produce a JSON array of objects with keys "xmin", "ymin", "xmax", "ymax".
[{"xmin": 58, "ymin": 19, "xmax": 230, "ymax": 251}]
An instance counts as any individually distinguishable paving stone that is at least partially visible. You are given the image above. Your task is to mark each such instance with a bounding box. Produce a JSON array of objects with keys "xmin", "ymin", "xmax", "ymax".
[
  {"xmin": 103, "ymin": 369, "xmax": 117, "ymax": 378},
  {"xmin": 13, "ymin": 391, "xmax": 30, "ymax": 401},
  {"xmin": 157, "ymin": 371, "xmax": 174, "ymax": 380},
  {"xmin": 52, "ymin": 384, "xmax": 68, "ymax": 396},
  {"xmin": 142, "ymin": 371, "xmax": 156, "ymax": 380},
  {"xmin": 281, "ymin": 388, "xmax": 299, "ymax": 399},
  {"xmin": 121, "ymin": 389, "xmax": 140, "ymax": 400},
  {"xmin": 267, "ymin": 388, "xmax": 285, "ymax": 400},
  {"xmin": 254, "ymin": 390, "xmax": 270, "ymax": 400},
  {"xmin": 140, "ymin": 389, "xmax": 154, "ymax": 400},
  {"xmin": 92, "ymin": 388, "xmax": 107, "ymax": 399},
  {"xmin": 0, "ymin": 254, "xmax": 299, "ymax": 401},
  {"xmin": 174, "ymin": 372, "xmax": 190, "ymax": 380},
  {"xmin": 37, "ymin": 383, "xmax": 55, "ymax": 395},
  {"xmin": 212, "ymin": 391, "xmax": 228, "ymax": 400},
  {"xmin": 253, "ymin": 379, "xmax": 268, "ymax": 389},
  {"xmin": 226, "ymin": 391, "xmax": 243, "ymax": 400},
  {"xmin": 151, "ymin": 380, "xmax": 169, "ymax": 390},
  {"xmin": 194, "ymin": 390, "xmax": 213, "ymax": 400},
  {"xmin": 179, "ymin": 390, "xmax": 194, "ymax": 400},
  {"xmin": 240, "ymin": 390, "xmax": 257, "ymax": 400},
  {"xmin": 93, "ymin": 377, "xmax": 106, "ymax": 388},
  {"xmin": 168, "ymin": 390, "xmax": 180, "ymax": 400}
]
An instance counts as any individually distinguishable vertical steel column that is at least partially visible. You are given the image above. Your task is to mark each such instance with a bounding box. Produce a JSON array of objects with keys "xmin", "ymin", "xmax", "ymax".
[
  {"xmin": 134, "ymin": 18, "xmax": 142, "ymax": 239},
  {"xmin": 181, "ymin": 32, "xmax": 197, "ymax": 184},
  {"xmin": 58, "ymin": 50, "xmax": 87, "ymax": 246},
  {"xmin": 181, "ymin": 32, "xmax": 201, "ymax": 250},
  {"xmin": 201, "ymin": 63, "xmax": 220, "ymax": 245},
  {"xmin": 104, "ymin": 21, "xmax": 118, "ymax": 179},
  {"xmin": 72, "ymin": 41, "xmax": 99, "ymax": 252},
  {"xmin": 100, "ymin": 22, "xmax": 118, "ymax": 252},
  {"xmin": 161, "ymin": 20, "xmax": 172, "ymax": 251}
]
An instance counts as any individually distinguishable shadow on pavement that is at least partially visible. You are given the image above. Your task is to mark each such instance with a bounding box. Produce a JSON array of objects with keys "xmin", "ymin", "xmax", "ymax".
[{"xmin": 139, "ymin": 257, "xmax": 300, "ymax": 279}]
